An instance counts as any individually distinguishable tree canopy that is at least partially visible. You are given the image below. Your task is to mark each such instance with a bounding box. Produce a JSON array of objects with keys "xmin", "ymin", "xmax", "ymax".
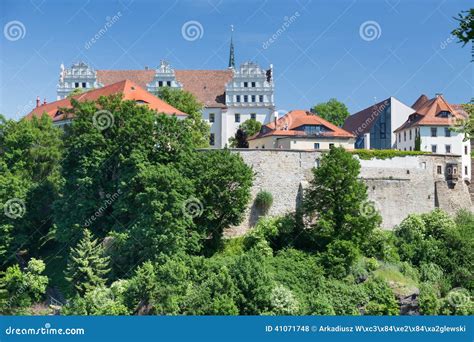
[{"xmin": 312, "ymin": 98, "xmax": 350, "ymax": 127}]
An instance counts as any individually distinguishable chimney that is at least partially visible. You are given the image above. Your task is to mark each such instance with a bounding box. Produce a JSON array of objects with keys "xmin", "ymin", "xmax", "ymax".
[
  {"xmin": 36, "ymin": 96, "xmax": 40, "ymax": 108},
  {"xmin": 43, "ymin": 98, "xmax": 47, "ymax": 105},
  {"xmin": 144, "ymin": 66, "xmax": 149, "ymax": 70},
  {"xmin": 435, "ymin": 93, "xmax": 443, "ymax": 98}
]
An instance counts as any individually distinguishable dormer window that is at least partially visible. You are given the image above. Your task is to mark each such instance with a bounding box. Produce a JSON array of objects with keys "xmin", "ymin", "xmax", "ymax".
[{"xmin": 438, "ymin": 111, "xmax": 451, "ymax": 118}]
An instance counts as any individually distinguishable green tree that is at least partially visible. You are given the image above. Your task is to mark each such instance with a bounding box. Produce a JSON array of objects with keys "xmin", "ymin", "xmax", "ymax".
[
  {"xmin": 229, "ymin": 119, "xmax": 262, "ymax": 148},
  {"xmin": 187, "ymin": 149, "xmax": 253, "ymax": 252},
  {"xmin": 0, "ymin": 258, "xmax": 48, "ymax": 314},
  {"xmin": 54, "ymin": 95, "xmax": 195, "ymax": 244},
  {"xmin": 312, "ymin": 98, "xmax": 350, "ymax": 127},
  {"xmin": 322, "ymin": 240, "xmax": 360, "ymax": 279},
  {"xmin": 0, "ymin": 114, "xmax": 63, "ymax": 264},
  {"xmin": 231, "ymin": 251, "xmax": 273, "ymax": 315},
  {"xmin": 157, "ymin": 87, "xmax": 209, "ymax": 147},
  {"xmin": 452, "ymin": 9, "xmax": 474, "ymax": 46},
  {"xmin": 183, "ymin": 265, "xmax": 239, "ymax": 315},
  {"xmin": 65, "ymin": 229, "xmax": 110, "ymax": 295},
  {"xmin": 303, "ymin": 147, "xmax": 381, "ymax": 250}
]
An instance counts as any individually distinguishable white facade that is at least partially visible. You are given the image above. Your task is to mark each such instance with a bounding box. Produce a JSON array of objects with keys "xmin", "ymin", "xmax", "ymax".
[
  {"xmin": 56, "ymin": 61, "xmax": 275, "ymax": 148},
  {"xmin": 57, "ymin": 62, "xmax": 102, "ymax": 100},
  {"xmin": 396, "ymin": 125, "xmax": 471, "ymax": 181}
]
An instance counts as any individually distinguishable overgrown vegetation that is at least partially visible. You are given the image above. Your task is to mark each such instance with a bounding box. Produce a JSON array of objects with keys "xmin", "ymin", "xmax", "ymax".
[
  {"xmin": 351, "ymin": 149, "xmax": 428, "ymax": 160},
  {"xmin": 0, "ymin": 97, "xmax": 472, "ymax": 317}
]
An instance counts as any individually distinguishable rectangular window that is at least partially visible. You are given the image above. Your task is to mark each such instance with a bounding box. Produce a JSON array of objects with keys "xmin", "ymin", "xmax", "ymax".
[
  {"xmin": 259, "ymin": 95, "xmax": 264, "ymax": 102},
  {"xmin": 465, "ymin": 146, "xmax": 468, "ymax": 155},
  {"xmin": 314, "ymin": 143, "xmax": 320, "ymax": 149},
  {"xmin": 431, "ymin": 145, "xmax": 437, "ymax": 153},
  {"xmin": 243, "ymin": 82, "xmax": 248, "ymax": 87},
  {"xmin": 431, "ymin": 127, "xmax": 437, "ymax": 137},
  {"xmin": 250, "ymin": 113, "xmax": 256, "ymax": 120},
  {"xmin": 465, "ymin": 166, "xmax": 468, "ymax": 175},
  {"xmin": 409, "ymin": 129, "xmax": 412, "ymax": 140},
  {"xmin": 398, "ymin": 133, "xmax": 401, "ymax": 142},
  {"xmin": 445, "ymin": 127, "xmax": 451, "ymax": 137},
  {"xmin": 209, "ymin": 113, "xmax": 215, "ymax": 123},
  {"xmin": 158, "ymin": 81, "xmax": 163, "ymax": 87},
  {"xmin": 251, "ymin": 82, "xmax": 256, "ymax": 87},
  {"xmin": 244, "ymin": 95, "xmax": 248, "ymax": 102},
  {"xmin": 235, "ymin": 113, "xmax": 240, "ymax": 123},
  {"xmin": 437, "ymin": 165, "xmax": 442, "ymax": 174},
  {"xmin": 209, "ymin": 133, "xmax": 215, "ymax": 146},
  {"xmin": 75, "ymin": 82, "xmax": 79, "ymax": 88},
  {"xmin": 409, "ymin": 146, "xmax": 412, "ymax": 151},
  {"xmin": 236, "ymin": 95, "xmax": 240, "ymax": 103},
  {"xmin": 380, "ymin": 123, "xmax": 386, "ymax": 139},
  {"xmin": 251, "ymin": 95, "xmax": 256, "ymax": 102},
  {"xmin": 329, "ymin": 143, "xmax": 335, "ymax": 149},
  {"xmin": 445, "ymin": 144, "xmax": 451, "ymax": 154},
  {"xmin": 167, "ymin": 81, "xmax": 171, "ymax": 86},
  {"xmin": 404, "ymin": 131, "xmax": 406, "ymax": 141},
  {"xmin": 82, "ymin": 82, "xmax": 86, "ymax": 88}
]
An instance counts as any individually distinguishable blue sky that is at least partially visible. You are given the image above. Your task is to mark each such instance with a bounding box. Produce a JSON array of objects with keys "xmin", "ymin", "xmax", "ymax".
[{"xmin": 0, "ymin": 0, "xmax": 472, "ymax": 120}]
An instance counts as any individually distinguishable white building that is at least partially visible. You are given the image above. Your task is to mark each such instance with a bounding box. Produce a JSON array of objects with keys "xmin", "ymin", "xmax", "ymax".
[
  {"xmin": 248, "ymin": 110, "xmax": 355, "ymax": 150},
  {"xmin": 343, "ymin": 97, "xmax": 415, "ymax": 150},
  {"xmin": 56, "ymin": 40, "xmax": 275, "ymax": 148},
  {"xmin": 394, "ymin": 94, "xmax": 471, "ymax": 181}
]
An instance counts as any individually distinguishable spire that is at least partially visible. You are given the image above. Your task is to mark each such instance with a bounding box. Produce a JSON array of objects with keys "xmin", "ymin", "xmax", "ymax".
[{"xmin": 228, "ymin": 25, "xmax": 235, "ymax": 69}]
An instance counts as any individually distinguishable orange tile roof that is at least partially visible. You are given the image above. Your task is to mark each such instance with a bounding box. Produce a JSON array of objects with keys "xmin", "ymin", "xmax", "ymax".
[
  {"xmin": 394, "ymin": 94, "xmax": 467, "ymax": 132},
  {"xmin": 25, "ymin": 79, "xmax": 186, "ymax": 122},
  {"xmin": 96, "ymin": 69, "xmax": 233, "ymax": 108},
  {"xmin": 249, "ymin": 110, "xmax": 355, "ymax": 140}
]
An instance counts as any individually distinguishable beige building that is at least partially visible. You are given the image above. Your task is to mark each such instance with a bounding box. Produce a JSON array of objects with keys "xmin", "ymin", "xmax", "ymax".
[{"xmin": 248, "ymin": 110, "xmax": 355, "ymax": 150}]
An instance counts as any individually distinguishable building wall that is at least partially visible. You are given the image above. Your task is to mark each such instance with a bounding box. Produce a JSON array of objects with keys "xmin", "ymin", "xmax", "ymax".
[
  {"xmin": 225, "ymin": 150, "xmax": 472, "ymax": 236},
  {"xmin": 248, "ymin": 137, "xmax": 355, "ymax": 150},
  {"xmin": 419, "ymin": 127, "xmax": 471, "ymax": 181}
]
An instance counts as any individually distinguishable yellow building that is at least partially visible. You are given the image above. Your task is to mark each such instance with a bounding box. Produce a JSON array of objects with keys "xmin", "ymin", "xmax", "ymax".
[{"xmin": 248, "ymin": 110, "xmax": 355, "ymax": 150}]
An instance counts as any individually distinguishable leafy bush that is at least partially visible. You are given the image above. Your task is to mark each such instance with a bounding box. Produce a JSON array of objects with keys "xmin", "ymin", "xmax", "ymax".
[
  {"xmin": 419, "ymin": 283, "xmax": 440, "ymax": 315},
  {"xmin": 322, "ymin": 240, "xmax": 360, "ymax": 279},
  {"xmin": 363, "ymin": 278, "xmax": 399, "ymax": 315},
  {"xmin": 0, "ymin": 258, "xmax": 49, "ymax": 314},
  {"xmin": 267, "ymin": 284, "xmax": 300, "ymax": 315},
  {"xmin": 351, "ymin": 149, "xmax": 427, "ymax": 160},
  {"xmin": 255, "ymin": 190, "xmax": 273, "ymax": 214}
]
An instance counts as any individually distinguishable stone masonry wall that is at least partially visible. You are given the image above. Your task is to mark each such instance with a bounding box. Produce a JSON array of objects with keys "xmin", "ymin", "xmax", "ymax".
[{"xmin": 226, "ymin": 150, "xmax": 473, "ymax": 236}]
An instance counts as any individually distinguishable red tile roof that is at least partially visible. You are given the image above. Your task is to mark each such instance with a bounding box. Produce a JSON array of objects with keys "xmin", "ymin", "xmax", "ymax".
[
  {"xmin": 96, "ymin": 69, "xmax": 233, "ymax": 108},
  {"xmin": 249, "ymin": 110, "xmax": 355, "ymax": 140},
  {"xmin": 25, "ymin": 79, "xmax": 186, "ymax": 122},
  {"xmin": 394, "ymin": 94, "xmax": 467, "ymax": 132}
]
